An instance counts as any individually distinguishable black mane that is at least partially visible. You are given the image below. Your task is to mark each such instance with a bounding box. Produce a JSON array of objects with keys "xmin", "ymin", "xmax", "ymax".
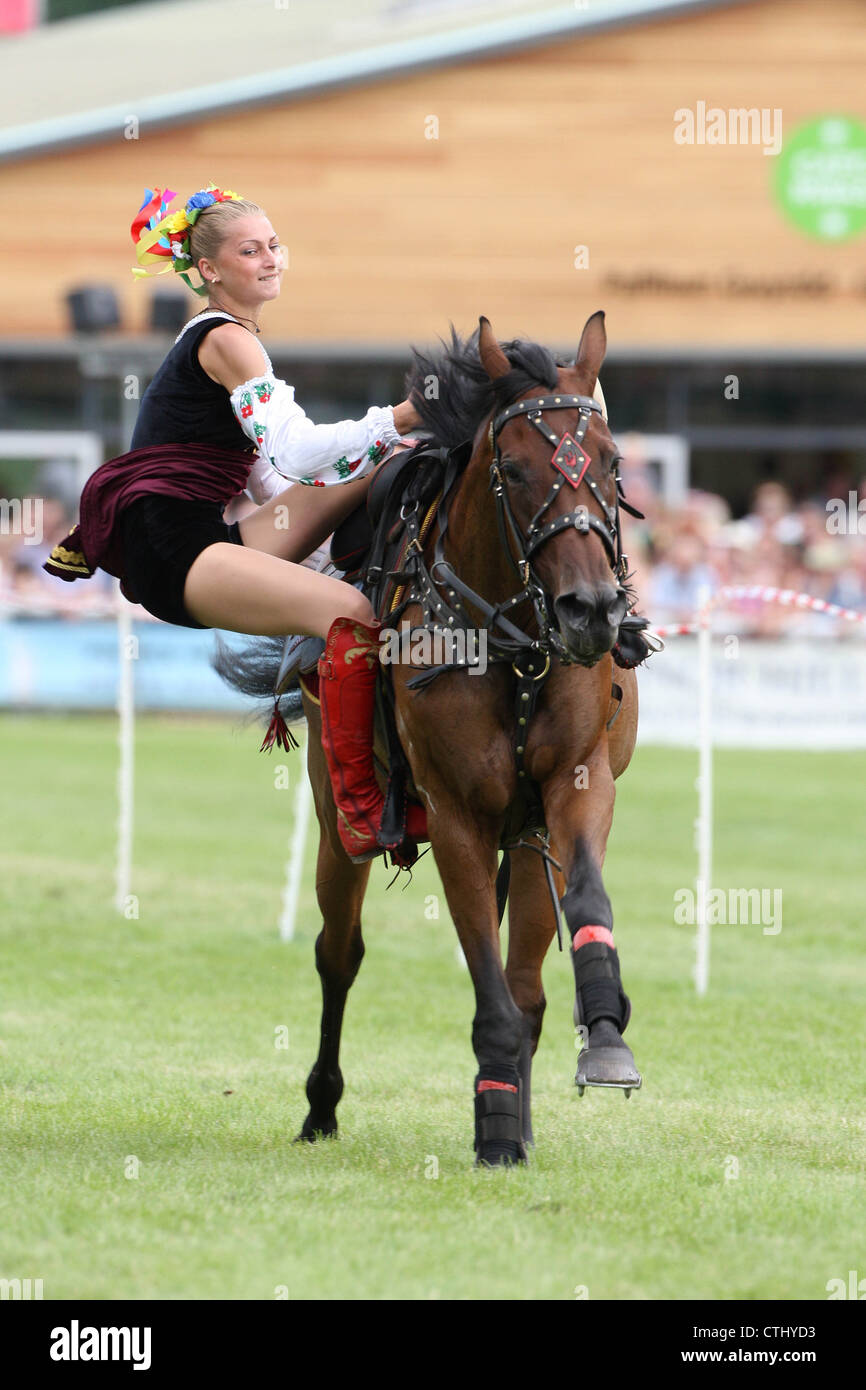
[{"xmin": 404, "ymin": 325, "xmax": 565, "ymax": 454}]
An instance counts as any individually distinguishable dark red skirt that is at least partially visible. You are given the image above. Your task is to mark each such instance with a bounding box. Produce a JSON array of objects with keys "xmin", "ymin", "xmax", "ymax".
[{"xmin": 43, "ymin": 442, "xmax": 255, "ymax": 625}]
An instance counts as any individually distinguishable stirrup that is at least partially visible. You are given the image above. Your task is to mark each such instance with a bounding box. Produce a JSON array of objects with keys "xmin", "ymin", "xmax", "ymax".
[{"xmin": 276, "ymin": 633, "xmax": 326, "ymax": 696}]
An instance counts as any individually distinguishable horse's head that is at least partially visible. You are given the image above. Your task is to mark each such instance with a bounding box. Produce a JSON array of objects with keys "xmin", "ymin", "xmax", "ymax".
[{"xmin": 477, "ymin": 310, "xmax": 628, "ymax": 666}]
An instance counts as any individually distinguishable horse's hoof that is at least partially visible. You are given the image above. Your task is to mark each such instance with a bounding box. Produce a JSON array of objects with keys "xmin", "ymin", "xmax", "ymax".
[
  {"xmin": 624, "ymin": 1088, "xmax": 632, "ymax": 1099},
  {"xmin": 293, "ymin": 1116, "xmax": 338, "ymax": 1143},
  {"xmin": 577, "ymin": 1085, "xmax": 586, "ymax": 1097},
  {"xmin": 575, "ymin": 1043, "xmax": 642, "ymax": 1093},
  {"xmin": 474, "ymin": 1148, "xmax": 527, "ymax": 1168}
]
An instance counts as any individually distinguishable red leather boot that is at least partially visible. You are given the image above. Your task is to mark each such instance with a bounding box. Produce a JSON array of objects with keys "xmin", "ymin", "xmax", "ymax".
[
  {"xmin": 318, "ymin": 616, "xmax": 383, "ymax": 861},
  {"xmin": 318, "ymin": 616, "xmax": 427, "ymax": 862}
]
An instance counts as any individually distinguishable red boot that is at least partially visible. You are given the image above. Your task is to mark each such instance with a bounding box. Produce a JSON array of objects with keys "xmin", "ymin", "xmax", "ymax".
[{"xmin": 318, "ymin": 616, "xmax": 427, "ymax": 862}]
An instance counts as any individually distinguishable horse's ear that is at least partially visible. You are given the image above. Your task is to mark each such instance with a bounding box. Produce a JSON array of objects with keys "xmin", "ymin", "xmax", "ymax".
[
  {"xmin": 478, "ymin": 315, "xmax": 511, "ymax": 380},
  {"xmin": 574, "ymin": 310, "xmax": 607, "ymax": 390}
]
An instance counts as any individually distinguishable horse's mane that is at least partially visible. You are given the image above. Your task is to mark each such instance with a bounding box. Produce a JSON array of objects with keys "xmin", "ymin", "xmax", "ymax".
[{"xmin": 404, "ymin": 325, "xmax": 565, "ymax": 455}]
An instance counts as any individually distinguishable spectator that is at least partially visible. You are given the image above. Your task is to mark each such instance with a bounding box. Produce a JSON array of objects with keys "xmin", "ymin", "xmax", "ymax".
[{"xmin": 651, "ymin": 533, "xmax": 716, "ymax": 622}]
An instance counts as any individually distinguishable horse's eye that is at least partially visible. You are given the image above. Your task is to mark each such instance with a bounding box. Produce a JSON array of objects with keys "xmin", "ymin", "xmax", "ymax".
[{"xmin": 501, "ymin": 460, "xmax": 524, "ymax": 484}]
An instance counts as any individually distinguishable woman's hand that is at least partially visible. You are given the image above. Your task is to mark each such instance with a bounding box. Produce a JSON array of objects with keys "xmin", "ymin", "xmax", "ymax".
[{"xmin": 392, "ymin": 398, "xmax": 422, "ymax": 435}]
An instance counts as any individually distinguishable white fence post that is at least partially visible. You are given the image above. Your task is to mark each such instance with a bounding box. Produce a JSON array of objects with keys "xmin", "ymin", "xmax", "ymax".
[{"xmin": 695, "ymin": 587, "xmax": 713, "ymax": 997}]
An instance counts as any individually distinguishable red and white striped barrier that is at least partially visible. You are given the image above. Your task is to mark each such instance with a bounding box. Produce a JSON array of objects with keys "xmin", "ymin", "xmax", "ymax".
[{"xmin": 652, "ymin": 585, "xmax": 866, "ymax": 640}]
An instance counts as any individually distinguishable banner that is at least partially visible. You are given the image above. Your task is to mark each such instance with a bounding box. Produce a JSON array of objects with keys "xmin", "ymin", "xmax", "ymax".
[
  {"xmin": 3, "ymin": 620, "xmax": 866, "ymax": 748},
  {"xmin": 0, "ymin": 619, "xmax": 248, "ymax": 712},
  {"xmin": 637, "ymin": 636, "xmax": 866, "ymax": 748}
]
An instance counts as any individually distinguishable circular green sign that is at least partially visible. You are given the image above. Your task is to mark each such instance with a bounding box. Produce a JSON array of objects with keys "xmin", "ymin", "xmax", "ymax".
[{"xmin": 774, "ymin": 115, "xmax": 866, "ymax": 241}]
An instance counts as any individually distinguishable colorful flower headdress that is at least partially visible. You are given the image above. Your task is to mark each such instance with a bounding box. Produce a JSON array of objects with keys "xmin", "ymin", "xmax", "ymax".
[{"xmin": 131, "ymin": 184, "xmax": 244, "ymax": 296}]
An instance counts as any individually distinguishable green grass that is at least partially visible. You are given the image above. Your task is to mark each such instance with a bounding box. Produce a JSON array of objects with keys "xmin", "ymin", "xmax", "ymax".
[{"xmin": 1, "ymin": 712, "xmax": 864, "ymax": 1300}]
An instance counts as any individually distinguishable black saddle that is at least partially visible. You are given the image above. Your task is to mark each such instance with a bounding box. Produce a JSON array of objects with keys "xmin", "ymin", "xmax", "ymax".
[{"xmin": 330, "ymin": 440, "xmax": 455, "ymax": 610}]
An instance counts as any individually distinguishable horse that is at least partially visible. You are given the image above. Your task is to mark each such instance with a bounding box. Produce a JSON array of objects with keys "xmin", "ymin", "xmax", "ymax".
[{"xmin": 218, "ymin": 310, "xmax": 643, "ymax": 1166}]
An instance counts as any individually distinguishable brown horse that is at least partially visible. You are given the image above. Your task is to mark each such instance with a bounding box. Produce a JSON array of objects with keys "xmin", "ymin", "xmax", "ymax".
[{"xmin": 223, "ymin": 310, "xmax": 643, "ymax": 1165}]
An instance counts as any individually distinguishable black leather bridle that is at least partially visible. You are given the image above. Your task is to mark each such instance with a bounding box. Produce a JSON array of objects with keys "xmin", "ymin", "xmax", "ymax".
[
  {"xmin": 488, "ymin": 391, "xmax": 637, "ymax": 597},
  {"xmin": 391, "ymin": 388, "xmax": 644, "ymax": 674}
]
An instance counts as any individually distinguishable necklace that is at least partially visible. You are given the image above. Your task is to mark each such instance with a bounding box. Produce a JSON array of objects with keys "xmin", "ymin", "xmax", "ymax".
[{"xmin": 200, "ymin": 302, "xmax": 261, "ymax": 335}]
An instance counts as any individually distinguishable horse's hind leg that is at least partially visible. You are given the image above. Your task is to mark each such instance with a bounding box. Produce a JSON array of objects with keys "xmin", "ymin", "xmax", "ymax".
[
  {"xmin": 296, "ymin": 721, "xmax": 372, "ymax": 1142},
  {"xmin": 504, "ymin": 847, "xmax": 558, "ymax": 1148}
]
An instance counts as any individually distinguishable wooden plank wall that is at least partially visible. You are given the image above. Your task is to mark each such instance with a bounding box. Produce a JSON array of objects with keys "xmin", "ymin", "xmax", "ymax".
[{"xmin": 1, "ymin": 0, "xmax": 863, "ymax": 348}]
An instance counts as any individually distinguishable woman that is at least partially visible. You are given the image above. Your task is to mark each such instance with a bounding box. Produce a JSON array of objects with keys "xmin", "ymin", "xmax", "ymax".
[{"xmin": 45, "ymin": 184, "xmax": 422, "ymax": 862}]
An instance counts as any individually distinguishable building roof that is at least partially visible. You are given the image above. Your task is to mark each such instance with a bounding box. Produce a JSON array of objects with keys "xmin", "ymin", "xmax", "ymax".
[{"xmin": 0, "ymin": 0, "xmax": 750, "ymax": 161}]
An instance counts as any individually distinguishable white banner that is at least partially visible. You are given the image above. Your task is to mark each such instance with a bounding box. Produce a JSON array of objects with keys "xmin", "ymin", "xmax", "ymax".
[{"xmin": 636, "ymin": 637, "xmax": 866, "ymax": 748}]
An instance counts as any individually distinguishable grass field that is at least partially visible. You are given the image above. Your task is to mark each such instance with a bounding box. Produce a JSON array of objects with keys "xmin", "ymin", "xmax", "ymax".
[{"xmin": 1, "ymin": 711, "xmax": 864, "ymax": 1301}]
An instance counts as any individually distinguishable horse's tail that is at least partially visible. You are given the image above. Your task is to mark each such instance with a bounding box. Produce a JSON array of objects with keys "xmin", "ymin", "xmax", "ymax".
[{"xmin": 211, "ymin": 634, "xmax": 283, "ymax": 701}]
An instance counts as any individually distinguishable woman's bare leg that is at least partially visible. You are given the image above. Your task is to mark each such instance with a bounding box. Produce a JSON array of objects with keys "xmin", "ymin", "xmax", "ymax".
[
  {"xmin": 238, "ymin": 474, "xmax": 371, "ymax": 561},
  {"xmin": 238, "ymin": 443, "xmax": 414, "ymax": 561},
  {"xmin": 183, "ymin": 542, "xmax": 374, "ymax": 636}
]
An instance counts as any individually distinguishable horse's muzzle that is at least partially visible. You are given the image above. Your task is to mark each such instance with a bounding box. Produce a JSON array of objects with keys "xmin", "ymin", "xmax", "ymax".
[{"xmin": 553, "ymin": 583, "xmax": 628, "ymax": 665}]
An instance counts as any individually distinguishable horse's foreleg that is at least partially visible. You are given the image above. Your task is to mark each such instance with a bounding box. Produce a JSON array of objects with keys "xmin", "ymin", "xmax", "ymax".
[
  {"xmin": 296, "ymin": 717, "xmax": 372, "ymax": 1143},
  {"xmin": 542, "ymin": 740, "xmax": 641, "ymax": 1096},
  {"xmin": 504, "ymin": 847, "xmax": 559, "ymax": 1147},
  {"xmin": 429, "ymin": 815, "xmax": 527, "ymax": 1166}
]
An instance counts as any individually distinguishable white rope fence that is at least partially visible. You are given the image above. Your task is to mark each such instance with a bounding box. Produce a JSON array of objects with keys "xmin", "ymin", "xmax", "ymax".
[
  {"xmin": 651, "ymin": 584, "xmax": 866, "ymax": 994},
  {"xmin": 0, "ymin": 585, "xmax": 135, "ymax": 915},
  {"xmin": 114, "ymin": 585, "xmax": 134, "ymax": 916},
  {"xmin": 279, "ymin": 752, "xmax": 313, "ymax": 942}
]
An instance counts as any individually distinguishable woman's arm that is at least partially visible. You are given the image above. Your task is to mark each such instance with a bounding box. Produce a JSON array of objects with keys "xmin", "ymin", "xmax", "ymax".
[{"xmin": 199, "ymin": 324, "xmax": 421, "ymax": 485}]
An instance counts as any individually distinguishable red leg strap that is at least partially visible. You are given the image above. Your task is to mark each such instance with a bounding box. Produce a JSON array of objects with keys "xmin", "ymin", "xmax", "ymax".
[{"xmin": 573, "ymin": 924, "xmax": 615, "ymax": 951}]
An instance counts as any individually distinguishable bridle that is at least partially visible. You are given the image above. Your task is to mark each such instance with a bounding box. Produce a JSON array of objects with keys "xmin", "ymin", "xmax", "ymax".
[
  {"xmin": 488, "ymin": 391, "xmax": 636, "ymax": 599},
  {"xmin": 391, "ymin": 387, "xmax": 644, "ymax": 672},
  {"xmin": 407, "ymin": 390, "xmax": 642, "ymax": 670}
]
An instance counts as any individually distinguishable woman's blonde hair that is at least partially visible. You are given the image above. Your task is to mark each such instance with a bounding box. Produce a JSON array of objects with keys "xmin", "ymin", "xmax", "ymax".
[{"xmin": 130, "ymin": 186, "xmax": 270, "ymax": 296}]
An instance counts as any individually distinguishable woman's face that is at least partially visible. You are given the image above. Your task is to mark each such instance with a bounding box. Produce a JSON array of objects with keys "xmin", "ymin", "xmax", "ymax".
[{"xmin": 201, "ymin": 214, "xmax": 285, "ymax": 304}]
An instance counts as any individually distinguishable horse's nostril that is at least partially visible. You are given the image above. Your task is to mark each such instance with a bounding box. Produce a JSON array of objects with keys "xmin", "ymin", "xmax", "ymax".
[
  {"xmin": 554, "ymin": 594, "xmax": 590, "ymax": 632},
  {"xmin": 556, "ymin": 586, "xmax": 624, "ymax": 634}
]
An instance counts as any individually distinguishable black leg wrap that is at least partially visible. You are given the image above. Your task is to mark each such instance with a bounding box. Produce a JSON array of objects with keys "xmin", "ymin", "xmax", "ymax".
[
  {"xmin": 474, "ymin": 1070, "xmax": 526, "ymax": 1166},
  {"xmin": 572, "ymin": 942, "xmax": 631, "ymax": 1034}
]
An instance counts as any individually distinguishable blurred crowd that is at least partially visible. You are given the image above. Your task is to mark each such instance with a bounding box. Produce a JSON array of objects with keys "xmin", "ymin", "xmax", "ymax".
[
  {"xmin": 0, "ymin": 490, "xmax": 120, "ymax": 618},
  {"xmin": 618, "ymin": 436, "xmax": 866, "ymax": 638},
  {"xmin": 2, "ymin": 441, "xmax": 866, "ymax": 636}
]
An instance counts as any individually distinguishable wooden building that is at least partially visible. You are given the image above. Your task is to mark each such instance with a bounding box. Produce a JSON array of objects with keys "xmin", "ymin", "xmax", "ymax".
[
  {"xmin": 0, "ymin": 0, "xmax": 863, "ymax": 508},
  {"xmin": 0, "ymin": 0, "xmax": 864, "ymax": 350}
]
